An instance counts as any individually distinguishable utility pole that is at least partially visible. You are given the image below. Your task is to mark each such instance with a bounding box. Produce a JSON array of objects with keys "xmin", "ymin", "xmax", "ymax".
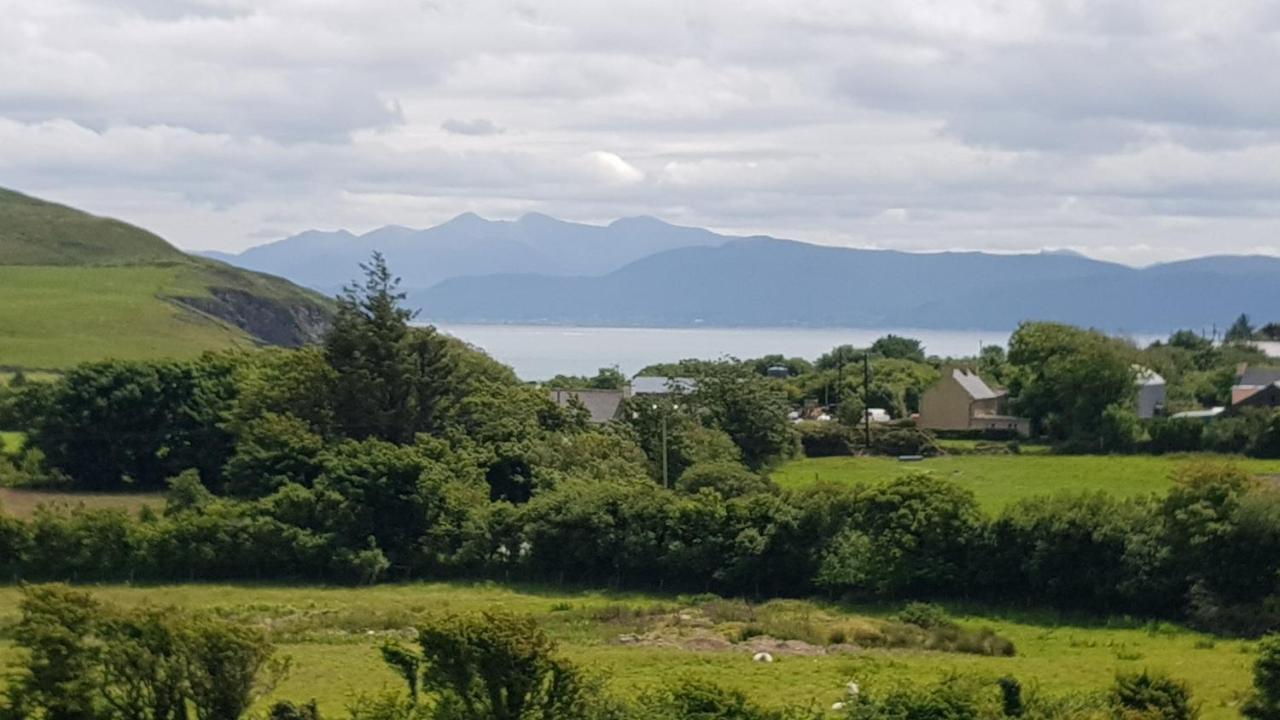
[
  {"xmin": 661, "ymin": 410, "xmax": 669, "ymax": 489},
  {"xmin": 655, "ymin": 402, "xmax": 678, "ymax": 489}
]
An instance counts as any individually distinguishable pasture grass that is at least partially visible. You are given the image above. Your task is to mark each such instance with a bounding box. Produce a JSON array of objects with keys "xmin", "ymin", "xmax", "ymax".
[
  {"xmin": 0, "ymin": 487, "xmax": 163, "ymax": 518},
  {"xmin": 0, "ymin": 433, "xmax": 22, "ymax": 458},
  {"xmin": 0, "ymin": 265, "xmax": 256, "ymax": 369},
  {"xmin": 0, "ymin": 583, "xmax": 1254, "ymax": 718},
  {"xmin": 771, "ymin": 453, "xmax": 1280, "ymax": 511}
]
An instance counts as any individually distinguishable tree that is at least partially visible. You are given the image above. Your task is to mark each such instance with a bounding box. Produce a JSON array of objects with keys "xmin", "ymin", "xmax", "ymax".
[
  {"xmin": 1227, "ymin": 314, "xmax": 1256, "ymax": 343},
  {"xmin": 326, "ymin": 252, "xmax": 417, "ymax": 442},
  {"xmin": 26, "ymin": 357, "xmax": 238, "ymax": 490},
  {"xmin": 1244, "ymin": 635, "xmax": 1280, "ymax": 720},
  {"xmin": 2, "ymin": 585, "xmax": 287, "ymax": 720},
  {"xmin": 182, "ymin": 617, "xmax": 288, "ymax": 720},
  {"xmin": 815, "ymin": 344, "xmax": 865, "ymax": 371},
  {"xmin": 870, "ymin": 334, "xmax": 926, "ymax": 363},
  {"xmin": 692, "ymin": 363, "xmax": 794, "ymax": 470},
  {"xmin": 817, "ymin": 474, "xmax": 983, "ymax": 596},
  {"xmin": 1007, "ymin": 322, "xmax": 1136, "ymax": 447},
  {"xmin": 383, "ymin": 611, "xmax": 600, "ymax": 720}
]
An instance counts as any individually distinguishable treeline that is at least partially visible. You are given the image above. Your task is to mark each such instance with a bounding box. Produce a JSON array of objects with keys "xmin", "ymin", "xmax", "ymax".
[
  {"xmin": 11, "ymin": 584, "xmax": 1280, "ymax": 720},
  {"xmin": 1, "ymin": 463, "xmax": 1280, "ymax": 634}
]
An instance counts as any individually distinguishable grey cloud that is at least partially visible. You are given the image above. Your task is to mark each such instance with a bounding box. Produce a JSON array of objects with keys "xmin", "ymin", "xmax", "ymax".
[
  {"xmin": 3, "ymin": 0, "xmax": 1280, "ymax": 264},
  {"xmin": 441, "ymin": 117, "xmax": 505, "ymax": 135}
]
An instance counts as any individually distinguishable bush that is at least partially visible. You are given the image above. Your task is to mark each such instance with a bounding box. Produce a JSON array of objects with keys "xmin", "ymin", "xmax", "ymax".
[
  {"xmin": 1108, "ymin": 671, "xmax": 1197, "ymax": 720},
  {"xmin": 1243, "ymin": 635, "xmax": 1280, "ymax": 720},
  {"xmin": 796, "ymin": 421, "xmax": 852, "ymax": 457},
  {"xmin": 676, "ymin": 462, "xmax": 775, "ymax": 499},
  {"xmin": 897, "ymin": 602, "xmax": 953, "ymax": 630},
  {"xmin": 1147, "ymin": 418, "xmax": 1205, "ymax": 454}
]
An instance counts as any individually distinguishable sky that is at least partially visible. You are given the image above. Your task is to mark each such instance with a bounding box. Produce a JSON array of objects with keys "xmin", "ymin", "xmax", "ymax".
[{"xmin": 2, "ymin": 0, "xmax": 1280, "ymax": 265}]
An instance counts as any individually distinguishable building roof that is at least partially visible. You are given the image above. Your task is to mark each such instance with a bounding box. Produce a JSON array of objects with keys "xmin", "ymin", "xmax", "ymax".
[
  {"xmin": 951, "ymin": 368, "xmax": 1001, "ymax": 401},
  {"xmin": 631, "ymin": 376, "xmax": 698, "ymax": 395},
  {"xmin": 548, "ymin": 389, "xmax": 626, "ymax": 424},
  {"xmin": 1171, "ymin": 407, "xmax": 1226, "ymax": 419},
  {"xmin": 1238, "ymin": 366, "xmax": 1280, "ymax": 387},
  {"xmin": 1133, "ymin": 366, "xmax": 1166, "ymax": 386},
  {"xmin": 1255, "ymin": 341, "xmax": 1280, "ymax": 360}
]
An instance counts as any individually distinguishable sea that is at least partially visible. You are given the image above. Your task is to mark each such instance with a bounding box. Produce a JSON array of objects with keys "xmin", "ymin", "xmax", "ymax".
[{"xmin": 430, "ymin": 324, "xmax": 1044, "ymax": 381}]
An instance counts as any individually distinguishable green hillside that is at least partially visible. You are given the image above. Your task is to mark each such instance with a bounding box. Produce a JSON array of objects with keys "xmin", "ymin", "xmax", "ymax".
[{"xmin": 0, "ymin": 188, "xmax": 333, "ymax": 369}]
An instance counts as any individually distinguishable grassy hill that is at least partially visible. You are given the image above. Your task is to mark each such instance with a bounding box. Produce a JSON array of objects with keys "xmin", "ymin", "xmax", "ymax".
[{"xmin": 0, "ymin": 189, "xmax": 334, "ymax": 369}]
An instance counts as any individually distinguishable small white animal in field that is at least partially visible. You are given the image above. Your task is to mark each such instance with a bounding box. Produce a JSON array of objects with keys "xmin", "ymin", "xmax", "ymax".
[
  {"xmin": 846, "ymin": 681, "xmax": 860, "ymax": 697},
  {"xmin": 752, "ymin": 652, "xmax": 773, "ymax": 663},
  {"xmin": 831, "ymin": 701, "xmax": 846, "ymax": 711}
]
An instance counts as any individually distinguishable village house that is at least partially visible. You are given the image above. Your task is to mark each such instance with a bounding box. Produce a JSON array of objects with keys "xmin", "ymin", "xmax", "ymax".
[
  {"xmin": 1134, "ymin": 366, "xmax": 1167, "ymax": 419},
  {"xmin": 547, "ymin": 388, "xmax": 630, "ymax": 424},
  {"xmin": 1231, "ymin": 364, "xmax": 1280, "ymax": 412},
  {"xmin": 917, "ymin": 368, "xmax": 1030, "ymax": 436},
  {"xmin": 631, "ymin": 376, "xmax": 698, "ymax": 396}
]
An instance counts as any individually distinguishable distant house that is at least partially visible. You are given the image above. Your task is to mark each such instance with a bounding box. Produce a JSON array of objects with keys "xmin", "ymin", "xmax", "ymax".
[
  {"xmin": 918, "ymin": 368, "xmax": 1030, "ymax": 436},
  {"xmin": 631, "ymin": 376, "xmax": 698, "ymax": 396},
  {"xmin": 1254, "ymin": 341, "xmax": 1280, "ymax": 360},
  {"xmin": 1232, "ymin": 365, "xmax": 1280, "ymax": 411},
  {"xmin": 548, "ymin": 388, "xmax": 629, "ymax": 424},
  {"xmin": 1134, "ymin": 367, "xmax": 1167, "ymax": 419}
]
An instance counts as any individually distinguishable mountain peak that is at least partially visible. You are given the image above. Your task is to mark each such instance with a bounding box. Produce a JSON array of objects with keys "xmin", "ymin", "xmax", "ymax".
[
  {"xmin": 517, "ymin": 211, "xmax": 563, "ymax": 226},
  {"xmin": 609, "ymin": 215, "xmax": 671, "ymax": 229},
  {"xmin": 442, "ymin": 211, "xmax": 492, "ymax": 229}
]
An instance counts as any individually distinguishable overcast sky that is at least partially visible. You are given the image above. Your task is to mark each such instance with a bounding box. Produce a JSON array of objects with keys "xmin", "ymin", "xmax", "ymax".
[{"xmin": 3, "ymin": 0, "xmax": 1280, "ymax": 264}]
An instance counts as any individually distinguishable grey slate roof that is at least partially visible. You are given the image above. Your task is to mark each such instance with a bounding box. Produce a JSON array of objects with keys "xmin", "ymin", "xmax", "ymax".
[
  {"xmin": 631, "ymin": 376, "xmax": 698, "ymax": 395},
  {"xmin": 951, "ymin": 369, "xmax": 1001, "ymax": 400},
  {"xmin": 548, "ymin": 389, "xmax": 626, "ymax": 424},
  {"xmin": 1239, "ymin": 366, "xmax": 1280, "ymax": 386}
]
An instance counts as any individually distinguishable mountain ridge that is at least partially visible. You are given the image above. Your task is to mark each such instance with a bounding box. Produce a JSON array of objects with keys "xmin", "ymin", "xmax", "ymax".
[
  {"xmin": 408, "ymin": 235, "xmax": 1279, "ymax": 332},
  {"xmin": 0, "ymin": 187, "xmax": 333, "ymax": 368},
  {"xmin": 201, "ymin": 213, "xmax": 731, "ymax": 291}
]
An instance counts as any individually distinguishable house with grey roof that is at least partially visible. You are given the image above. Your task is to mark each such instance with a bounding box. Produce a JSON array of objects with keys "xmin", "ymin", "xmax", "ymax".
[
  {"xmin": 1232, "ymin": 364, "xmax": 1280, "ymax": 410},
  {"xmin": 548, "ymin": 388, "xmax": 629, "ymax": 424},
  {"xmin": 918, "ymin": 368, "xmax": 1030, "ymax": 436},
  {"xmin": 631, "ymin": 376, "xmax": 698, "ymax": 396}
]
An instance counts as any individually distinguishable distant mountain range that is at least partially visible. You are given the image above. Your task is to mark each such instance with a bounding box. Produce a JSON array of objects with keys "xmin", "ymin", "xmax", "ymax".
[
  {"xmin": 207, "ymin": 215, "xmax": 1280, "ymax": 333},
  {"xmin": 202, "ymin": 213, "xmax": 727, "ymax": 292}
]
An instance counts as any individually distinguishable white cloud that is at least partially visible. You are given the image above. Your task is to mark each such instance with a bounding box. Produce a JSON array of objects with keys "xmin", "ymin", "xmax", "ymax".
[{"xmin": 1, "ymin": 0, "xmax": 1279, "ymax": 262}]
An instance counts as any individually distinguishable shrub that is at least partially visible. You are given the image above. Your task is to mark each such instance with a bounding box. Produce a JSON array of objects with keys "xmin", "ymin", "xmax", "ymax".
[
  {"xmin": 795, "ymin": 421, "xmax": 852, "ymax": 457},
  {"xmin": 1243, "ymin": 635, "xmax": 1280, "ymax": 720},
  {"xmin": 1108, "ymin": 671, "xmax": 1197, "ymax": 720},
  {"xmin": 676, "ymin": 462, "xmax": 775, "ymax": 499},
  {"xmin": 1147, "ymin": 418, "xmax": 1205, "ymax": 455},
  {"xmin": 897, "ymin": 602, "xmax": 953, "ymax": 630}
]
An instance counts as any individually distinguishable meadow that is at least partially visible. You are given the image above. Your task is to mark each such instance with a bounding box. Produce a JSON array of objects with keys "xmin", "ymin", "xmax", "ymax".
[
  {"xmin": 0, "ymin": 582, "xmax": 1252, "ymax": 718},
  {"xmin": 0, "ymin": 265, "xmax": 256, "ymax": 369},
  {"xmin": 0, "ymin": 432, "xmax": 21, "ymax": 458},
  {"xmin": 771, "ymin": 453, "xmax": 1280, "ymax": 511}
]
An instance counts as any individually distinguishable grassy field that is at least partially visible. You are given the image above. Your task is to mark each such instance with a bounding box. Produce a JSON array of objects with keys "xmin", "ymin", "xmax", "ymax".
[
  {"xmin": 0, "ymin": 582, "xmax": 1252, "ymax": 718},
  {"xmin": 0, "ymin": 265, "xmax": 257, "ymax": 369},
  {"xmin": 0, "ymin": 371, "xmax": 60, "ymax": 385},
  {"xmin": 0, "ymin": 487, "xmax": 163, "ymax": 518},
  {"xmin": 771, "ymin": 454, "xmax": 1280, "ymax": 511},
  {"xmin": 0, "ymin": 433, "xmax": 22, "ymax": 458}
]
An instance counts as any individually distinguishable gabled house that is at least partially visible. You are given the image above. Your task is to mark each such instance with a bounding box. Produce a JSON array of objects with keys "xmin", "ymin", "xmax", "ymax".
[
  {"xmin": 1232, "ymin": 365, "xmax": 1280, "ymax": 411},
  {"xmin": 918, "ymin": 368, "xmax": 1030, "ymax": 436},
  {"xmin": 631, "ymin": 376, "xmax": 698, "ymax": 396},
  {"xmin": 548, "ymin": 388, "xmax": 630, "ymax": 424},
  {"xmin": 1134, "ymin": 366, "xmax": 1167, "ymax": 419}
]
